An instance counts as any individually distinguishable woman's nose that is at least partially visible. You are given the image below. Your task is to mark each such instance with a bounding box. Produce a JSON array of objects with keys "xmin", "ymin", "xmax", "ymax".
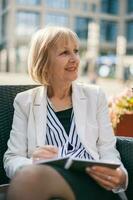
[{"xmin": 69, "ymin": 53, "xmax": 78, "ymax": 62}]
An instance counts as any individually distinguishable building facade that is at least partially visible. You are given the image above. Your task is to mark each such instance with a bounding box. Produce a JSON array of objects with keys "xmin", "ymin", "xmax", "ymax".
[{"xmin": 0, "ymin": 0, "xmax": 133, "ymax": 73}]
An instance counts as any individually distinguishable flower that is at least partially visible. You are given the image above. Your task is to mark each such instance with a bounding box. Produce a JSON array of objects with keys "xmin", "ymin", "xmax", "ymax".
[{"xmin": 108, "ymin": 88, "xmax": 133, "ymax": 129}]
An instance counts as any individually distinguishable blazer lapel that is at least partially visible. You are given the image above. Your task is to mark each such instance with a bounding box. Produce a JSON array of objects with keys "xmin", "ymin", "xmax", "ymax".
[
  {"xmin": 33, "ymin": 83, "xmax": 88, "ymax": 147},
  {"xmin": 72, "ymin": 82, "xmax": 87, "ymax": 141},
  {"xmin": 33, "ymin": 86, "xmax": 47, "ymax": 147}
]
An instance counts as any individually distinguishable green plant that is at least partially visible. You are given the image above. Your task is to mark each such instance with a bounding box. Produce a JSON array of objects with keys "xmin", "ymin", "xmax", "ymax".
[{"xmin": 109, "ymin": 88, "xmax": 133, "ymax": 129}]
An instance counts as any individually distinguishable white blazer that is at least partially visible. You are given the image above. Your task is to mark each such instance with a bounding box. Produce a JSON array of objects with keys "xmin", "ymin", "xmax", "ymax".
[{"xmin": 4, "ymin": 82, "xmax": 123, "ymax": 179}]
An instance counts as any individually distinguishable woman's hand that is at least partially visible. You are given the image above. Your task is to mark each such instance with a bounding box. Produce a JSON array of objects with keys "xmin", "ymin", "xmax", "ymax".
[
  {"xmin": 86, "ymin": 166, "xmax": 126, "ymax": 191},
  {"xmin": 32, "ymin": 145, "xmax": 58, "ymax": 163}
]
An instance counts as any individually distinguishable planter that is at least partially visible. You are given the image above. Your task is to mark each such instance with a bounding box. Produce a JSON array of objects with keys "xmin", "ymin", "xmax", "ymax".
[{"xmin": 115, "ymin": 114, "xmax": 133, "ymax": 137}]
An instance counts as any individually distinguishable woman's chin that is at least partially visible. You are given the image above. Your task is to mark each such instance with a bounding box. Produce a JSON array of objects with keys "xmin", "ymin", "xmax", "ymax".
[
  {"xmin": 63, "ymin": 71, "xmax": 78, "ymax": 83},
  {"xmin": 68, "ymin": 73, "xmax": 78, "ymax": 82}
]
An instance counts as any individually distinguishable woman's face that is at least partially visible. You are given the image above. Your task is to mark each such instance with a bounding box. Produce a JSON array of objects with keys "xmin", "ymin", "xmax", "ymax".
[{"xmin": 48, "ymin": 37, "xmax": 80, "ymax": 85}]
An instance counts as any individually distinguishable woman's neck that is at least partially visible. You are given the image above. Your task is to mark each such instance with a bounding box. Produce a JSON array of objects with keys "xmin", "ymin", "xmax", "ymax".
[
  {"xmin": 47, "ymin": 84, "xmax": 72, "ymax": 99},
  {"xmin": 47, "ymin": 84, "xmax": 72, "ymax": 112}
]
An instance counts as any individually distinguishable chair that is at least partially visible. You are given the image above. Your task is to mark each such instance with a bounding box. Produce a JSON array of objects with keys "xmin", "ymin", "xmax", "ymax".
[
  {"xmin": 0, "ymin": 85, "xmax": 133, "ymax": 200},
  {"xmin": 0, "ymin": 85, "xmax": 36, "ymax": 184}
]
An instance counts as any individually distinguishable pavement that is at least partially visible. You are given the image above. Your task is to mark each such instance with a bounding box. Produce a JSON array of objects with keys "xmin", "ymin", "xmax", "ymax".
[{"xmin": 0, "ymin": 72, "xmax": 132, "ymax": 97}]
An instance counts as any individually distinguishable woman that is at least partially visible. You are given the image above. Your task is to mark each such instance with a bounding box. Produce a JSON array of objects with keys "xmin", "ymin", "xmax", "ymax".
[{"xmin": 4, "ymin": 26, "xmax": 128, "ymax": 200}]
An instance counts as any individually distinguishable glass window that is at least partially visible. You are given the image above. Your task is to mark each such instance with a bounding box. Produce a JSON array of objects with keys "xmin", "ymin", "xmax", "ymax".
[
  {"xmin": 72, "ymin": 1, "xmax": 81, "ymax": 10},
  {"xmin": 75, "ymin": 17, "xmax": 92, "ymax": 40},
  {"xmin": 0, "ymin": 26, "xmax": 1, "ymax": 44},
  {"xmin": 100, "ymin": 20, "xmax": 118, "ymax": 42},
  {"xmin": 101, "ymin": 0, "xmax": 119, "ymax": 14},
  {"xmin": 91, "ymin": 3, "xmax": 97, "ymax": 12},
  {"xmin": 1, "ymin": 13, "xmax": 7, "ymax": 39},
  {"xmin": 45, "ymin": 13, "xmax": 69, "ymax": 26},
  {"xmin": 16, "ymin": 11, "xmax": 40, "ymax": 35},
  {"xmin": 2, "ymin": 0, "xmax": 8, "ymax": 9},
  {"xmin": 82, "ymin": 2, "xmax": 89, "ymax": 12},
  {"xmin": 126, "ymin": 21, "xmax": 133, "ymax": 42},
  {"xmin": 16, "ymin": 0, "xmax": 40, "ymax": 5},
  {"xmin": 127, "ymin": 49, "xmax": 133, "ymax": 54},
  {"xmin": 0, "ymin": 48, "xmax": 8, "ymax": 71},
  {"xmin": 45, "ymin": 0, "xmax": 69, "ymax": 9},
  {"xmin": 16, "ymin": 45, "xmax": 28, "ymax": 72},
  {"xmin": 127, "ymin": 0, "xmax": 133, "ymax": 13}
]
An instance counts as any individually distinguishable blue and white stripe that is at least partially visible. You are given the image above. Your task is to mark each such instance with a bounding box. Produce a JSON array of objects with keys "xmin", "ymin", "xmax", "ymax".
[{"xmin": 45, "ymin": 99, "xmax": 93, "ymax": 160}]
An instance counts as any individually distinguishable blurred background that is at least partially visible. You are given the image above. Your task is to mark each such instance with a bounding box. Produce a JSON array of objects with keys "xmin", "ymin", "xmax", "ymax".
[{"xmin": 0, "ymin": 0, "xmax": 132, "ymax": 96}]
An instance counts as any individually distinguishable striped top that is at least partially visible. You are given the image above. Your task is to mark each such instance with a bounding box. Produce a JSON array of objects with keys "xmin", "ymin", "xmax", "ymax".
[
  {"xmin": 45, "ymin": 99, "xmax": 93, "ymax": 160},
  {"xmin": 55, "ymin": 107, "xmax": 72, "ymax": 136}
]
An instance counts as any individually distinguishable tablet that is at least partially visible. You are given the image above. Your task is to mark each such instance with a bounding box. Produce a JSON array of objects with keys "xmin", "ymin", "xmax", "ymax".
[{"xmin": 36, "ymin": 157, "xmax": 120, "ymax": 172}]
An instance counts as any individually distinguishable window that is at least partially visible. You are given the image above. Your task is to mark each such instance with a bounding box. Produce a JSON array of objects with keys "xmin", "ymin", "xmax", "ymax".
[
  {"xmin": 91, "ymin": 3, "xmax": 97, "ymax": 12},
  {"xmin": 126, "ymin": 21, "xmax": 133, "ymax": 42},
  {"xmin": 100, "ymin": 20, "xmax": 118, "ymax": 42},
  {"xmin": 16, "ymin": 11, "xmax": 40, "ymax": 35},
  {"xmin": 0, "ymin": 48, "xmax": 9, "ymax": 72},
  {"xmin": 2, "ymin": 0, "xmax": 8, "ymax": 9},
  {"xmin": 72, "ymin": 1, "xmax": 81, "ymax": 10},
  {"xmin": 45, "ymin": 13, "xmax": 69, "ymax": 26},
  {"xmin": 1, "ymin": 13, "xmax": 7, "ymax": 39},
  {"xmin": 45, "ymin": 0, "xmax": 69, "ymax": 9},
  {"xmin": 75, "ymin": 17, "xmax": 92, "ymax": 40},
  {"xmin": 127, "ymin": 0, "xmax": 133, "ymax": 13},
  {"xmin": 127, "ymin": 49, "xmax": 133, "ymax": 54},
  {"xmin": 82, "ymin": 2, "xmax": 89, "ymax": 12},
  {"xmin": 16, "ymin": 45, "xmax": 28, "ymax": 72},
  {"xmin": 16, "ymin": 0, "xmax": 40, "ymax": 5},
  {"xmin": 101, "ymin": 0, "xmax": 119, "ymax": 14}
]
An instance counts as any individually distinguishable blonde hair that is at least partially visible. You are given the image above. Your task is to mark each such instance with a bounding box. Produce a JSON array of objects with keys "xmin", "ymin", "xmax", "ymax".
[{"xmin": 28, "ymin": 26, "xmax": 79, "ymax": 85}]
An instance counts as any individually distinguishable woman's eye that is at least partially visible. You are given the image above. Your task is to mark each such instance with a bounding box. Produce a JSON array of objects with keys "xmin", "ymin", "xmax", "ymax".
[
  {"xmin": 74, "ymin": 49, "xmax": 79, "ymax": 54},
  {"xmin": 59, "ymin": 49, "xmax": 79, "ymax": 56},
  {"xmin": 60, "ymin": 51, "xmax": 68, "ymax": 55}
]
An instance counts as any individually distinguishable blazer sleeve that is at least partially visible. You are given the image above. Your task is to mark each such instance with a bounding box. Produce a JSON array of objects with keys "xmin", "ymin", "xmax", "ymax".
[
  {"xmin": 96, "ymin": 88, "xmax": 128, "ymax": 192},
  {"xmin": 96, "ymin": 88, "xmax": 120, "ymax": 161},
  {"xmin": 3, "ymin": 94, "xmax": 32, "ymax": 179}
]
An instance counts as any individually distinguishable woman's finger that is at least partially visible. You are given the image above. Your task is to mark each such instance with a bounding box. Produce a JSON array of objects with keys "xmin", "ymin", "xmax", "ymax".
[
  {"xmin": 86, "ymin": 166, "xmax": 124, "ymax": 187},
  {"xmin": 32, "ymin": 146, "xmax": 58, "ymax": 160},
  {"xmin": 38, "ymin": 145, "xmax": 58, "ymax": 153},
  {"xmin": 88, "ymin": 171, "xmax": 115, "ymax": 190},
  {"xmin": 33, "ymin": 150, "xmax": 57, "ymax": 158}
]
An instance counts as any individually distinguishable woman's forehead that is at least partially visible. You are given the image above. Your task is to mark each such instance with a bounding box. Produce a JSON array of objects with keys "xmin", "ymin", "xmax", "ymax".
[{"xmin": 55, "ymin": 36, "xmax": 79, "ymax": 49}]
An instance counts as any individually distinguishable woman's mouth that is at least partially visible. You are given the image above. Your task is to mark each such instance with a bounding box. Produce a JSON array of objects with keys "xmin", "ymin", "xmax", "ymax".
[{"xmin": 65, "ymin": 66, "xmax": 77, "ymax": 72}]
